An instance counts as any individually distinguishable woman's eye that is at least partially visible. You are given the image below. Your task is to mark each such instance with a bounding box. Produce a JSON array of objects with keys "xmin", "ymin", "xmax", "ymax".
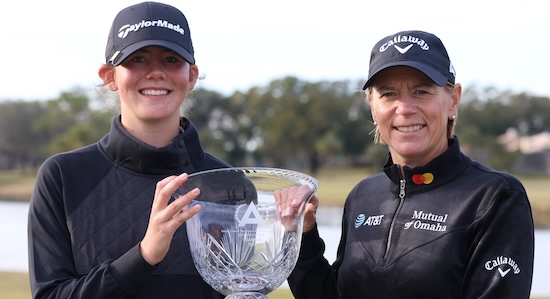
[
  {"xmin": 130, "ymin": 56, "xmax": 146, "ymax": 63},
  {"xmin": 415, "ymin": 90, "xmax": 429, "ymax": 95},
  {"xmin": 165, "ymin": 56, "xmax": 180, "ymax": 63}
]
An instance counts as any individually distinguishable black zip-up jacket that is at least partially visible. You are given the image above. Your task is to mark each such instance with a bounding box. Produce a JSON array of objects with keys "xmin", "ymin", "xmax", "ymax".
[
  {"xmin": 28, "ymin": 116, "xmax": 230, "ymax": 299},
  {"xmin": 288, "ymin": 137, "xmax": 534, "ymax": 298}
]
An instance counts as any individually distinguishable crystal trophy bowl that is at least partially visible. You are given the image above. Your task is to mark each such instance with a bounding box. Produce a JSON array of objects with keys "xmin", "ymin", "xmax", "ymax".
[{"xmin": 175, "ymin": 167, "xmax": 319, "ymax": 299}]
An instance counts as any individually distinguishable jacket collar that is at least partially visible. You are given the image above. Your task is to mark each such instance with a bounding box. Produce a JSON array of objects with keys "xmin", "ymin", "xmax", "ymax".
[
  {"xmin": 98, "ymin": 115, "xmax": 206, "ymax": 175},
  {"xmin": 383, "ymin": 137, "xmax": 471, "ymax": 193}
]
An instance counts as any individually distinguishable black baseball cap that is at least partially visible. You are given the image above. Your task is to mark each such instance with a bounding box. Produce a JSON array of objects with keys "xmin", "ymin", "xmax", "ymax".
[
  {"xmin": 105, "ymin": 1, "xmax": 195, "ymax": 66},
  {"xmin": 363, "ymin": 30, "xmax": 456, "ymax": 89}
]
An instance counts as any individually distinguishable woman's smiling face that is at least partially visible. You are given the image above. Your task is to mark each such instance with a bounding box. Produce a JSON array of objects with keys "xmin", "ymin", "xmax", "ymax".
[
  {"xmin": 113, "ymin": 46, "xmax": 198, "ymax": 125},
  {"xmin": 368, "ymin": 66, "xmax": 460, "ymax": 168}
]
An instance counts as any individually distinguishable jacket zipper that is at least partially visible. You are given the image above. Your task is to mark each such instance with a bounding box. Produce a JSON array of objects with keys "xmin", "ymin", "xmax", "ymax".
[{"xmin": 384, "ymin": 177, "xmax": 406, "ymax": 259}]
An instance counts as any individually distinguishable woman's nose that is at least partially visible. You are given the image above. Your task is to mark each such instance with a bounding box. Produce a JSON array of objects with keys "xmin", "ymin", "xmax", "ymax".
[
  {"xmin": 145, "ymin": 61, "xmax": 166, "ymax": 80},
  {"xmin": 395, "ymin": 97, "xmax": 417, "ymax": 115}
]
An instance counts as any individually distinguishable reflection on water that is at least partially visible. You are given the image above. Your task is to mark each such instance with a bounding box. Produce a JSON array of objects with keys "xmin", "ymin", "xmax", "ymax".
[{"xmin": 2, "ymin": 201, "xmax": 549, "ymax": 296}]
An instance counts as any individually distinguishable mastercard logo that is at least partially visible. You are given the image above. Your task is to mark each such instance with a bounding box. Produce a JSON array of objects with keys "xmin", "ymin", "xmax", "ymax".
[{"xmin": 412, "ymin": 173, "xmax": 434, "ymax": 185}]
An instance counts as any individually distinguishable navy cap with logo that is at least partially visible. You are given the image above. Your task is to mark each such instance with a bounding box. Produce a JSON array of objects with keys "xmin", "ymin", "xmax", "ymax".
[
  {"xmin": 105, "ymin": 1, "xmax": 194, "ymax": 66},
  {"xmin": 363, "ymin": 30, "xmax": 456, "ymax": 90}
]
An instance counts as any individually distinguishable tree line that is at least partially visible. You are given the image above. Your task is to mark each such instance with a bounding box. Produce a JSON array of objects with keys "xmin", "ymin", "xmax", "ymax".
[{"xmin": 1, "ymin": 77, "xmax": 549, "ymax": 174}]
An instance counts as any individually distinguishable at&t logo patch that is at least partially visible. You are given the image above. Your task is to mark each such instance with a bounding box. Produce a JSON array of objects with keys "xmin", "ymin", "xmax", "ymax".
[{"xmin": 355, "ymin": 214, "xmax": 384, "ymax": 228}]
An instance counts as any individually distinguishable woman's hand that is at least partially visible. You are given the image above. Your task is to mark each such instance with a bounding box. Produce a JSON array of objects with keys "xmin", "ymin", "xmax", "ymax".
[
  {"xmin": 140, "ymin": 173, "xmax": 201, "ymax": 266},
  {"xmin": 302, "ymin": 194, "xmax": 319, "ymax": 233},
  {"xmin": 274, "ymin": 185, "xmax": 318, "ymax": 233}
]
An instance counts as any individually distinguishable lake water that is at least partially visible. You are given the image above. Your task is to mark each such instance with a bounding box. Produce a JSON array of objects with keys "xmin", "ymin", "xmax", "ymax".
[{"xmin": 2, "ymin": 202, "xmax": 549, "ymax": 296}]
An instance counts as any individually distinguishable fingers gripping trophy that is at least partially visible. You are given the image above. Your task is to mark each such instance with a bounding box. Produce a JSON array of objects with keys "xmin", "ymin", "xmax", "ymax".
[{"xmin": 175, "ymin": 167, "xmax": 319, "ymax": 299}]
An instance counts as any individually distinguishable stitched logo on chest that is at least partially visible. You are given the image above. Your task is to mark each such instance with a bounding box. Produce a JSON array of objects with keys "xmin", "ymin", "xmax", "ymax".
[
  {"xmin": 354, "ymin": 214, "xmax": 384, "ymax": 228},
  {"xmin": 404, "ymin": 210, "xmax": 448, "ymax": 232}
]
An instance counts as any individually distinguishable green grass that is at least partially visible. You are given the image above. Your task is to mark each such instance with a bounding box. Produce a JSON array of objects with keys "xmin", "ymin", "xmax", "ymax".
[
  {"xmin": 520, "ymin": 176, "xmax": 550, "ymax": 228},
  {"xmin": 0, "ymin": 272, "xmax": 30, "ymax": 299},
  {"xmin": 310, "ymin": 167, "xmax": 372, "ymax": 206},
  {"xmin": 268, "ymin": 288, "xmax": 294, "ymax": 298},
  {"xmin": 0, "ymin": 169, "xmax": 37, "ymax": 201}
]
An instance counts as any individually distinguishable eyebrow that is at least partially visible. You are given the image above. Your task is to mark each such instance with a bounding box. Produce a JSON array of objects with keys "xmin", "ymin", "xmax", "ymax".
[
  {"xmin": 413, "ymin": 82, "xmax": 437, "ymax": 90},
  {"xmin": 375, "ymin": 81, "xmax": 436, "ymax": 92}
]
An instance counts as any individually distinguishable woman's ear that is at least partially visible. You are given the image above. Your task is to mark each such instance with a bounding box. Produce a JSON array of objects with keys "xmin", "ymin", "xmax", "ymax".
[
  {"xmin": 187, "ymin": 64, "xmax": 199, "ymax": 91},
  {"xmin": 450, "ymin": 83, "xmax": 462, "ymax": 116},
  {"xmin": 366, "ymin": 90, "xmax": 376, "ymax": 124},
  {"xmin": 371, "ymin": 111, "xmax": 377, "ymax": 124},
  {"xmin": 98, "ymin": 64, "xmax": 116, "ymax": 90}
]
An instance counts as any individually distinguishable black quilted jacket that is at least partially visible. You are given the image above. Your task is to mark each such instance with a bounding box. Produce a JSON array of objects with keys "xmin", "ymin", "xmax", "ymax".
[
  {"xmin": 28, "ymin": 115, "xmax": 229, "ymax": 298},
  {"xmin": 288, "ymin": 137, "xmax": 534, "ymax": 299}
]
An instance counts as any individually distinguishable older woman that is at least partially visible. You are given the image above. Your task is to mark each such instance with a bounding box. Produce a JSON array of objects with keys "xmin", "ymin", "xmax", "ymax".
[{"xmin": 288, "ymin": 30, "xmax": 534, "ymax": 299}]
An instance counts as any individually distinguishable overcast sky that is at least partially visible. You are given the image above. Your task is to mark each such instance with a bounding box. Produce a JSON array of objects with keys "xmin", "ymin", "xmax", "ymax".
[{"xmin": 2, "ymin": 0, "xmax": 549, "ymax": 100}]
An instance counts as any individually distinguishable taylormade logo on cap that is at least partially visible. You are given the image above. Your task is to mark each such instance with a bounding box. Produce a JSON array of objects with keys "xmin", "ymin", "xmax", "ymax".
[
  {"xmin": 117, "ymin": 19, "xmax": 186, "ymax": 39},
  {"xmin": 105, "ymin": 2, "xmax": 195, "ymax": 66}
]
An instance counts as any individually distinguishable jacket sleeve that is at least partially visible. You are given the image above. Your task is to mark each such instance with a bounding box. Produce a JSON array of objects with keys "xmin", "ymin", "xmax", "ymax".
[
  {"xmin": 288, "ymin": 217, "xmax": 349, "ymax": 299},
  {"xmin": 27, "ymin": 158, "xmax": 155, "ymax": 299},
  {"xmin": 461, "ymin": 186, "xmax": 534, "ymax": 298}
]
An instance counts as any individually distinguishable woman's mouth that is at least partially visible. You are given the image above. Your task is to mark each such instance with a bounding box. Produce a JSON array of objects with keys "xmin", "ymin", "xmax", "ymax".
[
  {"xmin": 395, "ymin": 125, "xmax": 424, "ymax": 132},
  {"xmin": 140, "ymin": 89, "xmax": 170, "ymax": 96}
]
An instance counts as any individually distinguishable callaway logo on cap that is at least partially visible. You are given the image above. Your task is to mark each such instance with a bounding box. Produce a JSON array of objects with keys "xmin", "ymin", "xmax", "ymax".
[
  {"xmin": 363, "ymin": 30, "xmax": 456, "ymax": 89},
  {"xmin": 105, "ymin": 1, "xmax": 195, "ymax": 66}
]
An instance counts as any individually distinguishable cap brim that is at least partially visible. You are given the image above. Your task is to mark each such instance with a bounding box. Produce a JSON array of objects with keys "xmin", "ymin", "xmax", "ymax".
[
  {"xmin": 362, "ymin": 61, "xmax": 448, "ymax": 90},
  {"xmin": 111, "ymin": 40, "xmax": 195, "ymax": 66}
]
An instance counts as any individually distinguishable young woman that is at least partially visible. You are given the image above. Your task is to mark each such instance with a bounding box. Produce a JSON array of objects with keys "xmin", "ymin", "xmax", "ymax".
[{"xmin": 28, "ymin": 2, "xmax": 229, "ymax": 298}]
